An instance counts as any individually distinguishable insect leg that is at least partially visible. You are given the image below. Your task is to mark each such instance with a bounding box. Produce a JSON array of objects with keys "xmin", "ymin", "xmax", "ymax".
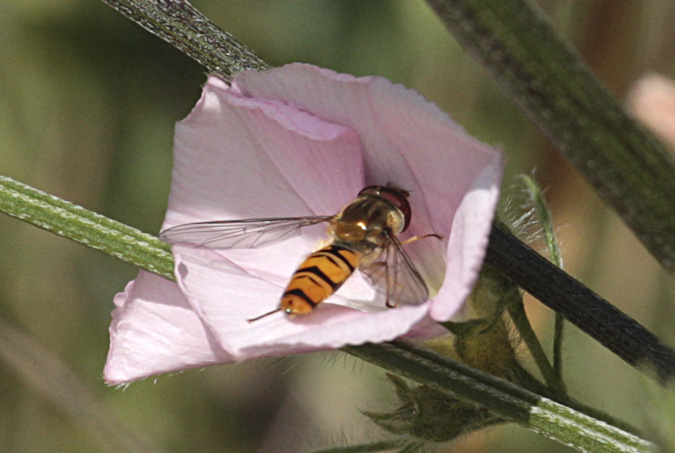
[{"xmin": 399, "ymin": 233, "xmax": 442, "ymax": 246}]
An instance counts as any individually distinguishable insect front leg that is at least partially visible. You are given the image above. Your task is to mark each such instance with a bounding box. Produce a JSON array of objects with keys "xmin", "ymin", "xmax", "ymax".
[{"xmin": 400, "ymin": 233, "xmax": 442, "ymax": 246}]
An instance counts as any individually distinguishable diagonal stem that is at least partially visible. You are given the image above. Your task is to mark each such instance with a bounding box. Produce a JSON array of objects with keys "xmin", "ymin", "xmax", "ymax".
[
  {"xmin": 507, "ymin": 296, "xmax": 567, "ymax": 395},
  {"xmin": 98, "ymin": 0, "xmax": 270, "ymax": 82},
  {"xmin": 344, "ymin": 341, "xmax": 652, "ymax": 452},
  {"xmin": 425, "ymin": 0, "xmax": 675, "ymax": 271},
  {"xmin": 0, "ymin": 176, "xmax": 174, "ymax": 279},
  {"xmin": 486, "ymin": 223, "xmax": 675, "ymax": 382}
]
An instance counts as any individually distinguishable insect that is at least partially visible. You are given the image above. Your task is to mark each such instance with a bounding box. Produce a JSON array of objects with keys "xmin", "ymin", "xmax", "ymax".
[{"xmin": 159, "ymin": 185, "xmax": 439, "ymax": 321}]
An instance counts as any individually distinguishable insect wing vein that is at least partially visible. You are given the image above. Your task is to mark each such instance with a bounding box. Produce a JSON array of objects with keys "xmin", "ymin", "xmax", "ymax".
[
  {"xmin": 360, "ymin": 233, "xmax": 429, "ymax": 307},
  {"xmin": 159, "ymin": 216, "xmax": 334, "ymax": 249}
]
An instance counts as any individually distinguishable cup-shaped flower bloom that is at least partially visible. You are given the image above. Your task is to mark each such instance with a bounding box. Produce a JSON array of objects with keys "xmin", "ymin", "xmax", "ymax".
[{"xmin": 104, "ymin": 64, "xmax": 504, "ymax": 385}]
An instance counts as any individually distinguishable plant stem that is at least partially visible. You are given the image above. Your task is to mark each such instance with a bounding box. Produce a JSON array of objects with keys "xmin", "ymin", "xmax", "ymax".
[
  {"xmin": 486, "ymin": 223, "xmax": 675, "ymax": 382},
  {"xmin": 507, "ymin": 297, "xmax": 566, "ymax": 395},
  {"xmin": 425, "ymin": 0, "xmax": 675, "ymax": 271},
  {"xmin": 0, "ymin": 176, "xmax": 174, "ymax": 279},
  {"xmin": 98, "ymin": 0, "xmax": 270, "ymax": 82},
  {"xmin": 519, "ymin": 175, "xmax": 566, "ymax": 382},
  {"xmin": 344, "ymin": 341, "xmax": 653, "ymax": 452},
  {"xmin": 312, "ymin": 439, "xmax": 416, "ymax": 453}
]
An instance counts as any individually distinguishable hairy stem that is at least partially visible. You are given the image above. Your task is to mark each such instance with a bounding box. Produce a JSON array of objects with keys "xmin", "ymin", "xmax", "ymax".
[
  {"xmin": 0, "ymin": 176, "xmax": 173, "ymax": 279},
  {"xmin": 345, "ymin": 341, "xmax": 652, "ymax": 452},
  {"xmin": 519, "ymin": 175, "xmax": 566, "ymax": 382},
  {"xmin": 98, "ymin": 0, "xmax": 270, "ymax": 82}
]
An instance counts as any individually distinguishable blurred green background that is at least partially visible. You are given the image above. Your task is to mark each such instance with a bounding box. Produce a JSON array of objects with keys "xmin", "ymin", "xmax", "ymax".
[{"xmin": 1, "ymin": 1, "xmax": 674, "ymax": 451}]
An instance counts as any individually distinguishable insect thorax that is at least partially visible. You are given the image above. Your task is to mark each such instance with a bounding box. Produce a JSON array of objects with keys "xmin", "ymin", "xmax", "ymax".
[{"xmin": 331, "ymin": 194, "xmax": 405, "ymax": 244}]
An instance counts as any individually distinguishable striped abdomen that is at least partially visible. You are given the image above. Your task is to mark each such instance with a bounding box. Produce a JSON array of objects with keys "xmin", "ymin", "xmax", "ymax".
[{"xmin": 280, "ymin": 244, "xmax": 362, "ymax": 315}]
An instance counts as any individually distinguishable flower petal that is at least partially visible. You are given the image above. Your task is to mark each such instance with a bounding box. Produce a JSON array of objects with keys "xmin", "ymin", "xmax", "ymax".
[
  {"xmin": 104, "ymin": 271, "xmax": 230, "ymax": 385},
  {"xmin": 165, "ymin": 75, "xmax": 365, "ymax": 231},
  {"xmin": 173, "ymin": 246, "xmax": 432, "ymax": 359},
  {"xmin": 431, "ymin": 159, "xmax": 503, "ymax": 320}
]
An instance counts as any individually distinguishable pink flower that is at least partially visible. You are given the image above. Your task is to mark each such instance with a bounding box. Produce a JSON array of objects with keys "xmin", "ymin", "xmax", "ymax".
[{"xmin": 104, "ymin": 64, "xmax": 503, "ymax": 385}]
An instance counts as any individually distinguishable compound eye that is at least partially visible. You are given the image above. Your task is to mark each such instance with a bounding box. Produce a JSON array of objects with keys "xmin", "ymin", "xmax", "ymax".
[
  {"xmin": 358, "ymin": 185, "xmax": 412, "ymax": 232},
  {"xmin": 358, "ymin": 185, "xmax": 382, "ymax": 197}
]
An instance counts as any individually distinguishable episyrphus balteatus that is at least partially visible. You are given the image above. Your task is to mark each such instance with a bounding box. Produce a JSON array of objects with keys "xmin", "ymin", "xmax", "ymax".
[{"xmin": 159, "ymin": 185, "xmax": 439, "ymax": 321}]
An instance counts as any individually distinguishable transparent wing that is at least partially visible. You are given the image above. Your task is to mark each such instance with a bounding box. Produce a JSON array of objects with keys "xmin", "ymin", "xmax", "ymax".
[
  {"xmin": 360, "ymin": 232, "xmax": 429, "ymax": 307},
  {"xmin": 159, "ymin": 216, "xmax": 334, "ymax": 249}
]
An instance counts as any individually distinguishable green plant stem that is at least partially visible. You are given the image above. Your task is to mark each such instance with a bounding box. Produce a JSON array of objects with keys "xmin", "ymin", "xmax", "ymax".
[
  {"xmin": 507, "ymin": 297, "xmax": 566, "ymax": 396},
  {"xmin": 0, "ymin": 176, "xmax": 654, "ymax": 451},
  {"xmin": 313, "ymin": 439, "xmax": 418, "ymax": 453},
  {"xmin": 509, "ymin": 361, "xmax": 640, "ymax": 436},
  {"xmin": 0, "ymin": 176, "xmax": 174, "ymax": 279},
  {"xmin": 520, "ymin": 175, "xmax": 566, "ymax": 383},
  {"xmin": 98, "ymin": 0, "xmax": 270, "ymax": 82},
  {"xmin": 553, "ymin": 305, "xmax": 565, "ymax": 379},
  {"xmin": 345, "ymin": 341, "xmax": 653, "ymax": 452},
  {"xmin": 519, "ymin": 176, "xmax": 563, "ymax": 268},
  {"xmin": 425, "ymin": 0, "xmax": 675, "ymax": 271},
  {"xmin": 486, "ymin": 223, "xmax": 675, "ymax": 382}
]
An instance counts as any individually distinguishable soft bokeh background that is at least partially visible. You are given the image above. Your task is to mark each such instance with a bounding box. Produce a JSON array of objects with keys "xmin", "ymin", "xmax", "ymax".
[{"xmin": 1, "ymin": 1, "xmax": 674, "ymax": 451}]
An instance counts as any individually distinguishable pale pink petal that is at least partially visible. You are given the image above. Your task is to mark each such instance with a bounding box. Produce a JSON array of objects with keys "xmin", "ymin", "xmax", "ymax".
[
  {"xmin": 627, "ymin": 73, "xmax": 675, "ymax": 150},
  {"xmin": 431, "ymin": 159, "xmax": 503, "ymax": 319},
  {"xmin": 174, "ymin": 246, "xmax": 431, "ymax": 359},
  {"xmin": 104, "ymin": 271, "xmax": 231, "ymax": 385},
  {"xmin": 165, "ymin": 75, "xmax": 364, "ymax": 231}
]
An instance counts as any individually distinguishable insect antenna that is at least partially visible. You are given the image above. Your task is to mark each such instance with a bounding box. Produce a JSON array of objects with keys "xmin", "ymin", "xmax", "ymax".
[{"xmin": 247, "ymin": 308, "xmax": 282, "ymax": 323}]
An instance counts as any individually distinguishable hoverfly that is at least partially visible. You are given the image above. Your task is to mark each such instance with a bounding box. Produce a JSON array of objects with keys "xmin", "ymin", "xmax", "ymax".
[{"xmin": 159, "ymin": 185, "xmax": 439, "ymax": 321}]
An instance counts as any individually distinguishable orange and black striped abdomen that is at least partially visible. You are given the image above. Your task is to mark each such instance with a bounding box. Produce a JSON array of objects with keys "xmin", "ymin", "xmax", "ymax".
[{"xmin": 280, "ymin": 244, "xmax": 362, "ymax": 315}]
